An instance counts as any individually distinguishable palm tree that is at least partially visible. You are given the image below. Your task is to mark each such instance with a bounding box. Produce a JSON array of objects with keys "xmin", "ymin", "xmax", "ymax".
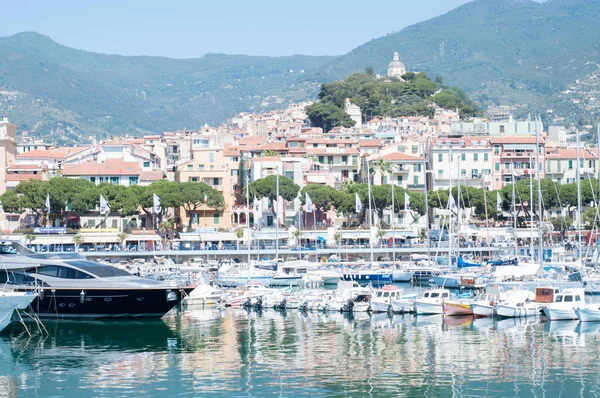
[
  {"xmin": 373, "ymin": 159, "xmax": 393, "ymax": 185},
  {"xmin": 73, "ymin": 233, "xmax": 83, "ymax": 251},
  {"xmin": 25, "ymin": 233, "xmax": 36, "ymax": 248},
  {"xmin": 376, "ymin": 228, "xmax": 387, "ymax": 248},
  {"xmin": 117, "ymin": 232, "xmax": 128, "ymax": 250},
  {"xmin": 263, "ymin": 149, "xmax": 279, "ymax": 157},
  {"xmin": 292, "ymin": 228, "xmax": 302, "ymax": 248}
]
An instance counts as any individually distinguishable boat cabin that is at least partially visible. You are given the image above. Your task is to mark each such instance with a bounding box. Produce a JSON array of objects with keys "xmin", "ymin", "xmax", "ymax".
[
  {"xmin": 423, "ymin": 290, "xmax": 449, "ymax": 299},
  {"xmin": 375, "ymin": 287, "xmax": 401, "ymax": 300},
  {"xmin": 534, "ymin": 287, "xmax": 560, "ymax": 303},
  {"xmin": 552, "ymin": 288, "xmax": 585, "ymax": 304}
]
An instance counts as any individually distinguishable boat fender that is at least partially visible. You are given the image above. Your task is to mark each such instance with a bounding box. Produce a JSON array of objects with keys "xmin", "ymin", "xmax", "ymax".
[
  {"xmin": 39, "ymin": 289, "xmax": 44, "ymax": 301},
  {"xmin": 80, "ymin": 290, "xmax": 86, "ymax": 303},
  {"xmin": 489, "ymin": 300, "xmax": 493, "ymax": 306},
  {"xmin": 192, "ymin": 272, "xmax": 198, "ymax": 279}
]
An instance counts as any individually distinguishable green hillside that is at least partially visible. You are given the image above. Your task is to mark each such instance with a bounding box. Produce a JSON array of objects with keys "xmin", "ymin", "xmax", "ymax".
[
  {"xmin": 311, "ymin": 0, "xmax": 600, "ymax": 125},
  {"xmin": 0, "ymin": 32, "xmax": 334, "ymax": 144}
]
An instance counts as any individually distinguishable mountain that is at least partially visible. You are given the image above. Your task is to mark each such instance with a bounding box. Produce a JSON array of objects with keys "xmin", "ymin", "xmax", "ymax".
[
  {"xmin": 312, "ymin": 0, "xmax": 600, "ymax": 126},
  {"xmin": 0, "ymin": 32, "xmax": 335, "ymax": 144}
]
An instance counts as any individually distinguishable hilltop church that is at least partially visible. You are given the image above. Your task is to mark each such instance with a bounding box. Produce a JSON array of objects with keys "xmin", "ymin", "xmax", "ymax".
[{"xmin": 387, "ymin": 52, "xmax": 406, "ymax": 78}]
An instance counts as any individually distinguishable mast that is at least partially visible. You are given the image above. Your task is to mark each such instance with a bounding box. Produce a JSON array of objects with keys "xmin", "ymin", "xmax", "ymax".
[
  {"xmin": 246, "ymin": 174, "xmax": 251, "ymax": 266},
  {"xmin": 512, "ymin": 173, "xmax": 517, "ymax": 257},
  {"xmin": 576, "ymin": 126, "xmax": 583, "ymax": 260},
  {"xmin": 535, "ymin": 119, "xmax": 544, "ymax": 264},
  {"xmin": 367, "ymin": 159, "xmax": 375, "ymax": 265},
  {"xmin": 391, "ymin": 170, "xmax": 395, "ymax": 263},
  {"xmin": 275, "ymin": 172, "xmax": 279, "ymax": 262},
  {"xmin": 448, "ymin": 146, "xmax": 453, "ymax": 264},
  {"xmin": 423, "ymin": 154, "xmax": 431, "ymax": 263},
  {"xmin": 529, "ymin": 155, "xmax": 534, "ymax": 261}
]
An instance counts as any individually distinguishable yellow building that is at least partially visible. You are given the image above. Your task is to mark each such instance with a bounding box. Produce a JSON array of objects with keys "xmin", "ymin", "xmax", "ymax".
[
  {"xmin": 0, "ymin": 117, "xmax": 17, "ymax": 195},
  {"xmin": 175, "ymin": 147, "xmax": 241, "ymax": 230}
]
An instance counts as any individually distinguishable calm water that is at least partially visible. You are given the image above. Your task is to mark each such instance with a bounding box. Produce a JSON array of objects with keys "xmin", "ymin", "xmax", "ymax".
[{"xmin": 2, "ymin": 308, "xmax": 600, "ymax": 397}]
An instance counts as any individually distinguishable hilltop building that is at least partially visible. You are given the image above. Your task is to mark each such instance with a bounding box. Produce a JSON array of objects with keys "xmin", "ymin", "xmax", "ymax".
[
  {"xmin": 344, "ymin": 98, "xmax": 362, "ymax": 128},
  {"xmin": 388, "ymin": 52, "xmax": 406, "ymax": 78}
]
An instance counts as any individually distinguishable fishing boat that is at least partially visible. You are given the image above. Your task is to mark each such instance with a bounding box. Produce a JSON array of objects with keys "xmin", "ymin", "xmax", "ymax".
[
  {"xmin": 414, "ymin": 288, "xmax": 450, "ymax": 315},
  {"xmin": 542, "ymin": 288, "xmax": 585, "ymax": 320},
  {"xmin": 495, "ymin": 289, "xmax": 539, "ymax": 318},
  {"xmin": 185, "ymin": 284, "xmax": 224, "ymax": 305},
  {"xmin": 370, "ymin": 285, "xmax": 403, "ymax": 313},
  {"xmin": 0, "ymin": 242, "xmax": 192, "ymax": 318},
  {"xmin": 443, "ymin": 292, "xmax": 474, "ymax": 316},
  {"xmin": 470, "ymin": 286, "xmax": 506, "ymax": 317},
  {"xmin": 390, "ymin": 292, "xmax": 418, "ymax": 313},
  {"xmin": 576, "ymin": 304, "xmax": 600, "ymax": 322}
]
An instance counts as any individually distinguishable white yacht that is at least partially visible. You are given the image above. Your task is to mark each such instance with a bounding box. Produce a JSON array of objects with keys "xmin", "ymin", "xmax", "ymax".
[
  {"xmin": 470, "ymin": 286, "xmax": 506, "ymax": 317},
  {"xmin": 0, "ymin": 291, "xmax": 37, "ymax": 332}
]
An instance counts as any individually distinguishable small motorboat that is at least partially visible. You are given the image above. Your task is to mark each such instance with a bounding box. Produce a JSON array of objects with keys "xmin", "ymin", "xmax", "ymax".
[
  {"xmin": 414, "ymin": 288, "xmax": 451, "ymax": 315},
  {"xmin": 391, "ymin": 293, "xmax": 418, "ymax": 313},
  {"xmin": 576, "ymin": 304, "xmax": 600, "ymax": 322},
  {"xmin": 495, "ymin": 289, "xmax": 539, "ymax": 318},
  {"xmin": 370, "ymin": 285, "xmax": 403, "ymax": 313},
  {"xmin": 542, "ymin": 288, "xmax": 586, "ymax": 320}
]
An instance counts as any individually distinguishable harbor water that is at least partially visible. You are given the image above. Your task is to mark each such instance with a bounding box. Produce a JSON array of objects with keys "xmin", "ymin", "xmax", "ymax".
[{"xmin": 2, "ymin": 304, "xmax": 600, "ymax": 397}]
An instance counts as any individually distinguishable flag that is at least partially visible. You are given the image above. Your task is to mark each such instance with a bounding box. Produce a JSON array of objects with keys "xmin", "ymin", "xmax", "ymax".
[
  {"xmin": 0, "ymin": 200, "xmax": 4, "ymax": 213},
  {"xmin": 153, "ymin": 193, "xmax": 161, "ymax": 214},
  {"xmin": 448, "ymin": 193, "xmax": 457, "ymax": 212},
  {"xmin": 355, "ymin": 192, "xmax": 362, "ymax": 213},
  {"xmin": 305, "ymin": 193, "xmax": 313, "ymax": 213},
  {"xmin": 496, "ymin": 192, "xmax": 502, "ymax": 212},
  {"xmin": 253, "ymin": 195, "xmax": 260, "ymax": 212},
  {"xmin": 45, "ymin": 193, "xmax": 50, "ymax": 212},
  {"xmin": 404, "ymin": 192, "xmax": 411, "ymax": 212},
  {"xmin": 203, "ymin": 193, "xmax": 209, "ymax": 204},
  {"xmin": 99, "ymin": 194, "xmax": 109, "ymax": 215}
]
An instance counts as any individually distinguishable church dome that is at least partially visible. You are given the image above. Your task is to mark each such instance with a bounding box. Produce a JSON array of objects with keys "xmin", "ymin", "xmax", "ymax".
[{"xmin": 388, "ymin": 52, "xmax": 405, "ymax": 70}]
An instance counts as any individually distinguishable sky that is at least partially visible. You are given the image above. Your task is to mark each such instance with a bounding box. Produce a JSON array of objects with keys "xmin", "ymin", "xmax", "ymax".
[{"xmin": 0, "ymin": 0, "xmax": 474, "ymax": 58}]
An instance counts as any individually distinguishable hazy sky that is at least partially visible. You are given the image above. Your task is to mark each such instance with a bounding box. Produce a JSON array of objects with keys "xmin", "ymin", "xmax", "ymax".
[{"xmin": 0, "ymin": 0, "xmax": 474, "ymax": 58}]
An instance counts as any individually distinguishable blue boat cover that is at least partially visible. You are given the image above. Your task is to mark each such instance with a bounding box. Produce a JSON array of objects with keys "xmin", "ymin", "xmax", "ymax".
[{"xmin": 457, "ymin": 257, "xmax": 481, "ymax": 268}]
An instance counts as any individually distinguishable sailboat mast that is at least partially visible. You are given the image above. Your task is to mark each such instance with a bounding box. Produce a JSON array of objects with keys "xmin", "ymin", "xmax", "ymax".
[
  {"xmin": 535, "ymin": 119, "xmax": 544, "ymax": 264},
  {"xmin": 576, "ymin": 127, "xmax": 583, "ymax": 259},
  {"xmin": 512, "ymin": 173, "xmax": 517, "ymax": 257},
  {"xmin": 275, "ymin": 172, "xmax": 279, "ymax": 262},
  {"xmin": 246, "ymin": 174, "xmax": 251, "ymax": 266},
  {"xmin": 367, "ymin": 159, "xmax": 375, "ymax": 265},
  {"xmin": 391, "ymin": 172, "xmax": 395, "ymax": 263},
  {"xmin": 423, "ymin": 153, "xmax": 431, "ymax": 263},
  {"xmin": 529, "ymin": 155, "xmax": 534, "ymax": 260}
]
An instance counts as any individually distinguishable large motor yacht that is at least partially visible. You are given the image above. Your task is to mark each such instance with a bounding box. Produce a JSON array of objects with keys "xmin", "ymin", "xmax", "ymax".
[{"xmin": 0, "ymin": 242, "xmax": 194, "ymax": 318}]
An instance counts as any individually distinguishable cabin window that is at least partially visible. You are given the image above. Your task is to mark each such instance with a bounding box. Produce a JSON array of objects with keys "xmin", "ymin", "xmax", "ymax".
[
  {"xmin": 430, "ymin": 293, "xmax": 439, "ymax": 298},
  {"xmin": 27, "ymin": 266, "xmax": 94, "ymax": 279},
  {"xmin": 442, "ymin": 293, "xmax": 448, "ymax": 298},
  {"xmin": 575, "ymin": 296, "xmax": 581, "ymax": 302},
  {"xmin": 564, "ymin": 295, "xmax": 573, "ymax": 302},
  {"xmin": 383, "ymin": 292, "xmax": 389, "ymax": 298}
]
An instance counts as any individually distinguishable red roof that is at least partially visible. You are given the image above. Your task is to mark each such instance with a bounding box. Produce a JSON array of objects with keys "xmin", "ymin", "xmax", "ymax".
[
  {"xmin": 16, "ymin": 149, "xmax": 71, "ymax": 159},
  {"xmin": 359, "ymin": 139, "xmax": 382, "ymax": 147},
  {"xmin": 62, "ymin": 159, "xmax": 141, "ymax": 176},
  {"xmin": 489, "ymin": 136, "xmax": 544, "ymax": 144},
  {"xmin": 380, "ymin": 153, "xmax": 423, "ymax": 162},
  {"xmin": 140, "ymin": 171, "xmax": 164, "ymax": 181},
  {"xmin": 6, "ymin": 174, "xmax": 43, "ymax": 182},
  {"xmin": 547, "ymin": 149, "xmax": 595, "ymax": 159}
]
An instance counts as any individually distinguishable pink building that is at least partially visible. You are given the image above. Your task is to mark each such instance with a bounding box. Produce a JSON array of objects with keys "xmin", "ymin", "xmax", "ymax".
[{"xmin": 489, "ymin": 136, "xmax": 546, "ymax": 190}]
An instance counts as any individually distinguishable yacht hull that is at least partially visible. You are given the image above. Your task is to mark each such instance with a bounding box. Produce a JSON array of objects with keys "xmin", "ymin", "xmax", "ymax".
[
  {"xmin": 391, "ymin": 300, "xmax": 413, "ymax": 313},
  {"xmin": 0, "ymin": 292, "xmax": 37, "ymax": 332},
  {"xmin": 392, "ymin": 271, "xmax": 413, "ymax": 282},
  {"xmin": 271, "ymin": 276, "xmax": 303, "ymax": 287},
  {"xmin": 341, "ymin": 272, "xmax": 393, "ymax": 286},
  {"xmin": 16, "ymin": 287, "xmax": 193, "ymax": 318}
]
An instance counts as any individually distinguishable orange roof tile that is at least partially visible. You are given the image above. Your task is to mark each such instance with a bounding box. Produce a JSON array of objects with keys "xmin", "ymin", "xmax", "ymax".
[
  {"xmin": 6, "ymin": 174, "xmax": 43, "ymax": 181},
  {"xmin": 62, "ymin": 159, "xmax": 141, "ymax": 176},
  {"xmin": 16, "ymin": 149, "xmax": 70, "ymax": 159},
  {"xmin": 140, "ymin": 171, "xmax": 164, "ymax": 181},
  {"xmin": 359, "ymin": 139, "xmax": 382, "ymax": 147}
]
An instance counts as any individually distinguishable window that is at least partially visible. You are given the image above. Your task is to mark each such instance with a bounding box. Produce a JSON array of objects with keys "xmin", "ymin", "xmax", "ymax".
[
  {"xmin": 318, "ymin": 156, "xmax": 324, "ymax": 163},
  {"xmin": 199, "ymin": 165, "xmax": 205, "ymax": 171},
  {"xmin": 110, "ymin": 176, "xmax": 119, "ymax": 185},
  {"xmin": 209, "ymin": 153, "xmax": 214, "ymax": 163},
  {"xmin": 474, "ymin": 153, "xmax": 479, "ymax": 161},
  {"xmin": 327, "ymin": 156, "xmax": 333, "ymax": 165},
  {"xmin": 504, "ymin": 162, "xmax": 510, "ymax": 170},
  {"xmin": 129, "ymin": 176, "xmax": 139, "ymax": 185},
  {"xmin": 569, "ymin": 160, "xmax": 573, "ymax": 170},
  {"xmin": 484, "ymin": 153, "xmax": 488, "ymax": 161},
  {"xmin": 494, "ymin": 145, "xmax": 500, "ymax": 155},
  {"xmin": 411, "ymin": 145, "xmax": 418, "ymax": 153},
  {"xmin": 397, "ymin": 175, "xmax": 403, "ymax": 184},
  {"xmin": 213, "ymin": 212, "xmax": 220, "ymax": 224},
  {"xmin": 461, "ymin": 153, "xmax": 466, "ymax": 161},
  {"xmin": 438, "ymin": 153, "xmax": 443, "ymax": 162},
  {"xmin": 500, "ymin": 125, "xmax": 505, "ymax": 133},
  {"xmin": 90, "ymin": 177, "xmax": 96, "ymax": 183},
  {"xmin": 313, "ymin": 143, "xmax": 318, "ymax": 148},
  {"xmin": 285, "ymin": 171, "xmax": 294, "ymax": 180},
  {"xmin": 413, "ymin": 176, "xmax": 419, "ymax": 186},
  {"xmin": 189, "ymin": 177, "xmax": 198, "ymax": 182},
  {"xmin": 398, "ymin": 146, "xmax": 406, "ymax": 153},
  {"xmin": 383, "ymin": 176, "xmax": 387, "ymax": 184},
  {"xmin": 231, "ymin": 170, "xmax": 239, "ymax": 176},
  {"xmin": 65, "ymin": 261, "xmax": 131, "ymax": 277},
  {"xmin": 342, "ymin": 155, "xmax": 348, "ymax": 164},
  {"xmin": 143, "ymin": 161, "xmax": 150, "ymax": 168},
  {"xmin": 438, "ymin": 170, "xmax": 443, "ymax": 178},
  {"xmin": 495, "ymin": 163, "xmax": 500, "ymax": 172},
  {"xmin": 288, "ymin": 142, "xmax": 298, "ymax": 148},
  {"xmin": 213, "ymin": 178, "xmax": 220, "ymax": 186},
  {"xmin": 187, "ymin": 164, "xmax": 193, "ymax": 170}
]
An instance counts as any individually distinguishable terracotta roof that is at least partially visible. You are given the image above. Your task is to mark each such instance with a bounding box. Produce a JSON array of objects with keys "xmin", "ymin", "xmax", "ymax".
[
  {"xmin": 359, "ymin": 139, "xmax": 382, "ymax": 147},
  {"xmin": 489, "ymin": 136, "xmax": 544, "ymax": 144},
  {"xmin": 380, "ymin": 153, "xmax": 424, "ymax": 162},
  {"xmin": 6, "ymin": 174, "xmax": 43, "ymax": 181},
  {"xmin": 224, "ymin": 146, "xmax": 241, "ymax": 157},
  {"xmin": 62, "ymin": 159, "xmax": 141, "ymax": 176},
  {"xmin": 16, "ymin": 149, "xmax": 71, "ymax": 159},
  {"xmin": 547, "ymin": 149, "xmax": 595, "ymax": 159},
  {"xmin": 8, "ymin": 164, "xmax": 45, "ymax": 170},
  {"xmin": 140, "ymin": 171, "xmax": 164, "ymax": 181},
  {"xmin": 143, "ymin": 135, "xmax": 161, "ymax": 139},
  {"xmin": 252, "ymin": 157, "xmax": 281, "ymax": 162}
]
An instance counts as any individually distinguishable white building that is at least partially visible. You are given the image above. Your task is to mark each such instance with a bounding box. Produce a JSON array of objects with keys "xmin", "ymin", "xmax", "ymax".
[
  {"xmin": 344, "ymin": 98, "xmax": 362, "ymax": 128},
  {"xmin": 388, "ymin": 52, "xmax": 406, "ymax": 78}
]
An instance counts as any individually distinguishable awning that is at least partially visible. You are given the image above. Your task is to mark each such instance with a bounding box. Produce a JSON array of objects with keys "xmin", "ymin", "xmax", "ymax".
[{"xmin": 125, "ymin": 234, "xmax": 161, "ymax": 242}]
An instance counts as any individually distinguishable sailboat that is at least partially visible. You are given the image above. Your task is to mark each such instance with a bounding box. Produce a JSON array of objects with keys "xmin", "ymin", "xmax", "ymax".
[{"xmin": 341, "ymin": 159, "xmax": 393, "ymax": 286}]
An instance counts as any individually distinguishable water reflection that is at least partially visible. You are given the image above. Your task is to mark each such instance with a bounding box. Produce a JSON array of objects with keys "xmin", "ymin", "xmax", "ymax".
[{"xmin": 1, "ymin": 310, "xmax": 600, "ymax": 397}]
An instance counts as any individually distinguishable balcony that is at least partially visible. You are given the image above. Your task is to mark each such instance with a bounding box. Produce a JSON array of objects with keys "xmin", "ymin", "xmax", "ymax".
[{"xmin": 407, "ymin": 184, "xmax": 425, "ymax": 190}]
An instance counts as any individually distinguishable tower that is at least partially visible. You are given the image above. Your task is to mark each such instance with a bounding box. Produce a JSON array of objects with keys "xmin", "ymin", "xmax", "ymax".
[
  {"xmin": 0, "ymin": 116, "xmax": 16, "ymax": 195},
  {"xmin": 387, "ymin": 52, "xmax": 406, "ymax": 78}
]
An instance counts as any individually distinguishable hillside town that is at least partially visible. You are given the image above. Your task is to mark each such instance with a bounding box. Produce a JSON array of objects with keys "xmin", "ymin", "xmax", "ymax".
[{"xmin": 0, "ymin": 54, "xmax": 594, "ymax": 252}]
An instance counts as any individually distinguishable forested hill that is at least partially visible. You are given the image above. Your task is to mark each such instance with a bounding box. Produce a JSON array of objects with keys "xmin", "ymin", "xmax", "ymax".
[
  {"xmin": 311, "ymin": 0, "xmax": 600, "ymax": 126},
  {"xmin": 306, "ymin": 72, "xmax": 479, "ymax": 130},
  {"xmin": 0, "ymin": 32, "xmax": 334, "ymax": 144}
]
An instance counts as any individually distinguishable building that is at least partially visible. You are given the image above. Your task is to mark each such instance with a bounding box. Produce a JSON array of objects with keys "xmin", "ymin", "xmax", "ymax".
[
  {"xmin": 546, "ymin": 148, "xmax": 596, "ymax": 184},
  {"xmin": 547, "ymin": 126, "xmax": 568, "ymax": 148},
  {"xmin": 0, "ymin": 117, "xmax": 17, "ymax": 195},
  {"xmin": 62, "ymin": 158, "xmax": 146, "ymax": 186},
  {"xmin": 450, "ymin": 119, "xmax": 543, "ymax": 137},
  {"xmin": 375, "ymin": 152, "xmax": 425, "ymax": 192},
  {"xmin": 387, "ymin": 52, "xmax": 406, "ymax": 78},
  {"xmin": 489, "ymin": 136, "xmax": 546, "ymax": 190},
  {"xmin": 344, "ymin": 98, "xmax": 362, "ymax": 128},
  {"xmin": 428, "ymin": 137, "xmax": 492, "ymax": 190},
  {"xmin": 175, "ymin": 148, "xmax": 241, "ymax": 231}
]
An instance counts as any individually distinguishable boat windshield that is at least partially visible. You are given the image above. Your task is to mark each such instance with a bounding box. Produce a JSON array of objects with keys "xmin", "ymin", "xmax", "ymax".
[{"xmin": 65, "ymin": 261, "xmax": 132, "ymax": 277}]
